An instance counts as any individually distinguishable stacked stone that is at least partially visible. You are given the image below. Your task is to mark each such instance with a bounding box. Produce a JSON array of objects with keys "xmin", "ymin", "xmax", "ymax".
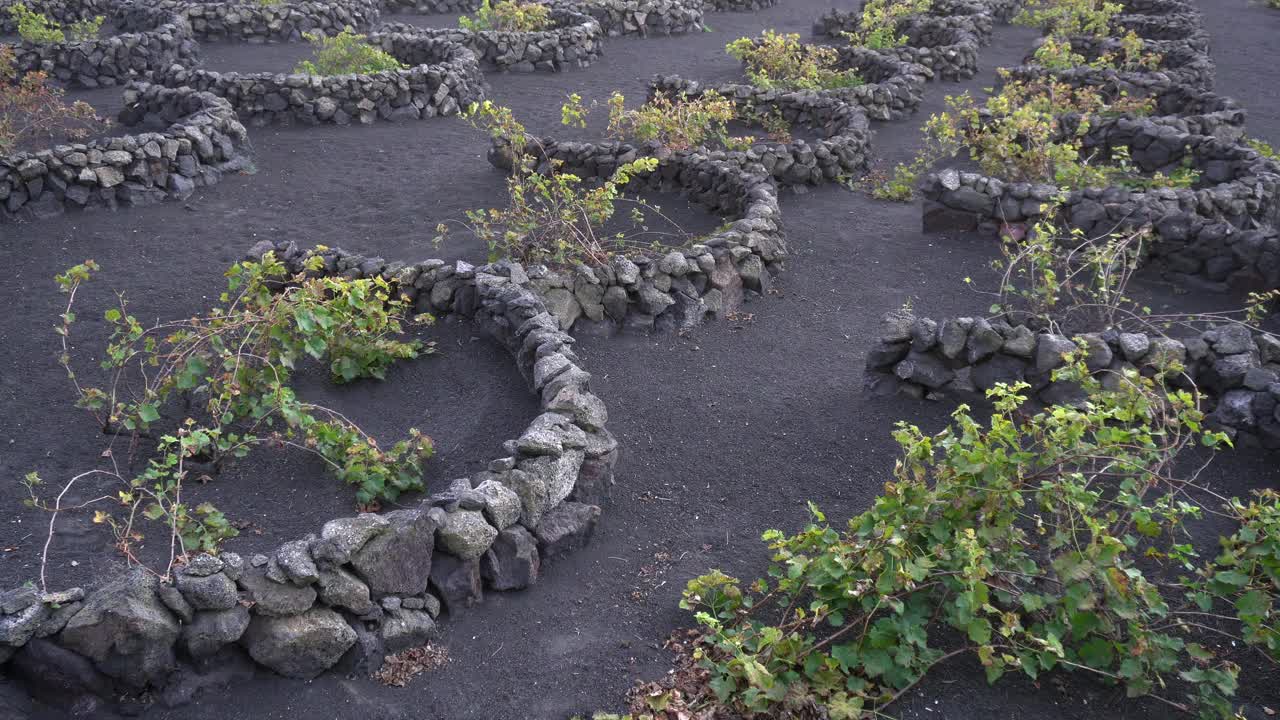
[
  {"xmin": 547, "ymin": 0, "xmax": 704, "ymax": 37},
  {"xmin": 650, "ymin": 74, "xmax": 873, "ymax": 186},
  {"xmin": 1006, "ymin": 37, "xmax": 1217, "ymax": 96},
  {"xmin": 375, "ymin": 9, "xmax": 603, "ymax": 73},
  {"xmin": 919, "ymin": 0, "xmax": 1280, "ymax": 293},
  {"xmin": 489, "ymin": 137, "xmax": 787, "ymax": 334},
  {"xmin": 866, "ymin": 311, "xmax": 1280, "ymax": 447},
  {"xmin": 149, "ymin": 0, "xmax": 382, "ymax": 42},
  {"xmin": 920, "ymin": 122, "xmax": 1280, "ymax": 279},
  {"xmin": 0, "ymin": 241, "xmax": 618, "ymax": 707},
  {"xmin": 702, "ymin": 0, "xmax": 777, "ymax": 11},
  {"xmin": 156, "ymin": 33, "xmax": 485, "ymax": 126},
  {"xmin": 0, "ymin": 0, "xmax": 111, "ymax": 31},
  {"xmin": 380, "ymin": 0, "xmax": 479, "ymax": 11},
  {"xmin": 727, "ymin": 41, "xmax": 927, "ymax": 121},
  {"xmin": 3, "ymin": 3, "xmax": 197, "ymax": 88},
  {"xmin": 812, "ymin": 12, "xmax": 986, "ymax": 81},
  {"xmin": 814, "ymin": 3, "xmax": 994, "ymax": 45},
  {"xmin": 1, "ymin": 83, "xmax": 250, "ymax": 221}
]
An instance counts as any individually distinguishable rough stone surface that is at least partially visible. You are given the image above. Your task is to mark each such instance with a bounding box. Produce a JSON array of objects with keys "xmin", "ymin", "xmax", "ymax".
[
  {"xmin": 481, "ymin": 526, "xmax": 540, "ymax": 591},
  {"xmin": 241, "ymin": 608, "xmax": 357, "ymax": 679},
  {"xmin": 183, "ymin": 607, "xmax": 251, "ymax": 659},
  {"xmin": 534, "ymin": 502, "xmax": 601, "ymax": 558},
  {"xmin": 58, "ymin": 569, "xmax": 180, "ymax": 689}
]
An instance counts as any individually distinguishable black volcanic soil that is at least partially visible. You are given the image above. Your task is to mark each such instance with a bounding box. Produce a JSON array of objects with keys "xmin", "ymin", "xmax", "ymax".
[{"xmin": 3, "ymin": 0, "xmax": 1280, "ymax": 718}]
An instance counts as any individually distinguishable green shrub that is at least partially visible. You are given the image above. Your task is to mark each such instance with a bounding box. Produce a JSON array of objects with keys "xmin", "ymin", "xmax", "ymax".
[
  {"xmin": 0, "ymin": 46, "xmax": 106, "ymax": 153},
  {"xmin": 26, "ymin": 254, "xmax": 436, "ymax": 580},
  {"xmin": 295, "ymin": 27, "xmax": 407, "ymax": 75},
  {"xmin": 438, "ymin": 101, "xmax": 681, "ymax": 267},
  {"xmin": 681, "ymin": 363, "xmax": 1257, "ymax": 718},
  {"xmin": 459, "ymin": 0, "xmax": 552, "ymax": 32},
  {"xmin": 8, "ymin": 4, "xmax": 65, "ymax": 44},
  {"xmin": 841, "ymin": 0, "xmax": 930, "ymax": 50},
  {"xmin": 1015, "ymin": 0, "xmax": 1121, "ymax": 37},
  {"xmin": 6, "ymin": 4, "xmax": 102, "ymax": 43},
  {"xmin": 65, "ymin": 14, "xmax": 102, "ymax": 41},
  {"xmin": 1187, "ymin": 491, "xmax": 1280, "ymax": 663},
  {"xmin": 726, "ymin": 31, "xmax": 863, "ymax": 91},
  {"xmin": 561, "ymin": 90, "xmax": 752, "ymax": 152}
]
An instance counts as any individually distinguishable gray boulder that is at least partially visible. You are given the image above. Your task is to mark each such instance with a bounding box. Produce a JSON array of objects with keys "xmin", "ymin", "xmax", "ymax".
[
  {"xmin": 316, "ymin": 567, "xmax": 372, "ymax": 615},
  {"xmin": 350, "ymin": 508, "xmax": 436, "ymax": 595},
  {"xmin": 275, "ymin": 540, "xmax": 319, "ymax": 586},
  {"xmin": 1034, "ymin": 334, "xmax": 1076, "ymax": 373},
  {"xmin": 175, "ymin": 570, "xmax": 239, "ymax": 611},
  {"xmin": 184, "ymin": 607, "xmax": 250, "ymax": 659},
  {"xmin": 894, "ymin": 352, "xmax": 953, "ymax": 389},
  {"xmin": 1117, "ymin": 333, "xmax": 1150, "ymax": 363},
  {"xmin": 381, "ymin": 608, "xmax": 436, "ymax": 653},
  {"xmin": 965, "ymin": 318, "xmax": 1003, "ymax": 364},
  {"xmin": 319, "ymin": 514, "xmax": 391, "ymax": 564},
  {"xmin": 534, "ymin": 502, "xmax": 600, "ymax": 558},
  {"xmin": 58, "ymin": 569, "xmax": 180, "ymax": 689},
  {"xmin": 473, "ymin": 479, "xmax": 522, "ymax": 530},
  {"xmin": 237, "ymin": 567, "xmax": 316, "ymax": 617},
  {"xmin": 1002, "ymin": 325, "xmax": 1036, "ymax": 358},
  {"xmin": 428, "ymin": 554, "xmax": 482, "ymax": 613},
  {"xmin": 241, "ymin": 608, "xmax": 357, "ymax": 679},
  {"xmin": 436, "ymin": 510, "xmax": 498, "ymax": 561},
  {"xmin": 481, "ymin": 526, "xmax": 540, "ymax": 591}
]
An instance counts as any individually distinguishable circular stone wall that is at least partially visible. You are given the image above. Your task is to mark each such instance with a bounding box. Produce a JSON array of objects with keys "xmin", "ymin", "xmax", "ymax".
[
  {"xmin": 0, "ymin": 243, "xmax": 618, "ymax": 703},
  {"xmin": 4, "ymin": 3, "xmax": 198, "ymax": 88},
  {"xmin": 1, "ymin": 83, "xmax": 250, "ymax": 221},
  {"xmin": 375, "ymin": 8, "xmax": 603, "ymax": 73},
  {"xmin": 157, "ymin": 32, "xmax": 486, "ymax": 126}
]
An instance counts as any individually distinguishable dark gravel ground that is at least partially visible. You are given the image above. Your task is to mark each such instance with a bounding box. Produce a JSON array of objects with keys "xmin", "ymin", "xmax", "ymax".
[{"xmin": 3, "ymin": 0, "xmax": 1280, "ymax": 718}]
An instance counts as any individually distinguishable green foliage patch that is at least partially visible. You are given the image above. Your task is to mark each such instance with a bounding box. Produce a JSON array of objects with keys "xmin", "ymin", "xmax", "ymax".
[
  {"xmin": 726, "ymin": 31, "xmax": 864, "ymax": 91},
  {"xmin": 459, "ymin": 0, "xmax": 552, "ymax": 32},
  {"xmin": 25, "ymin": 254, "xmax": 436, "ymax": 579},
  {"xmin": 295, "ymin": 26, "xmax": 407, "ymax": 75}
]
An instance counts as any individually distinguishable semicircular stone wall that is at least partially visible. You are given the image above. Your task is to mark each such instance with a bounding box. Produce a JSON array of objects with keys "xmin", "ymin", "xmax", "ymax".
[{"xmin": 0, "ymin": 242, "xmax": 619, "ymax": 712}]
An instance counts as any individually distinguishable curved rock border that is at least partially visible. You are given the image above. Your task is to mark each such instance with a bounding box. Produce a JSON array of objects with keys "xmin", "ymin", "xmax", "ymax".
[
  {"xmin": 548, "ymin": 0, "xmax": 703, "ymax": 37},
  {"xmin": 0, "ymin": 241, "xmax": 619, "ymax": 708},
  {"xmin": 812, "ymin": 13, "xmax": 984, "ymax": 81},
  {"xmin": 380, "ymin": 0, "xmax": 478, "ymax": 12},
  {"xmin": 1007, "ymin": 36, "xmax": 1216, "ymax": 95},
  {"xmin": 1, "ymin": 82, "xmax": 250, "ymax": 222},
  {"xmin": 920, "ymin": 116, "xmax": 1280, "ymax": 250},
  {"xmin": 3, "ymin": 3, "xmax": 197, "ymax": 88},
  {"xmin": 490, "ymin": 137, "xmax": 787, "ymax": 334},
  {"xmin": 156, "ymin": 31, "xmax": 486, "ymax": 126},
  {"xmin": 376, "ymin": 8, "xmax": 603, "ymax": 73},
  {"xmin": 702, "ymin": 0, "xmax": 777, "ymax": 11},
  {"xmin": 149, "ymin": 0, "xmax": 382, "ymax": 42},
  {"xmin": 814, "ymin": 5, "xmax": 994, "ymax": 44},
  {"xmin": 866, "ymin": 310, "xmax": 1280, "ymax": 448},
  {"xmin": 0, "ymin": 0, "xmax": 110, "ymax": 31},
  {"xmin": 650, "ymin": 74, "xmax": 873, "ymax": 186},
  {"xmin": 730, "ymin": 41, "xmax": 928, "ymax": 120}
]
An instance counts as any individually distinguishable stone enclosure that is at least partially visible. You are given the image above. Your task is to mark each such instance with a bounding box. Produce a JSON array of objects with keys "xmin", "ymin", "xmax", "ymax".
[
  {"xmin": 0, "ymin": 241, "xmax": 619, "ymax": 706},
  {"xmin": 4, "ymin": 0, "xmax": 1280, "ymax": 711}
]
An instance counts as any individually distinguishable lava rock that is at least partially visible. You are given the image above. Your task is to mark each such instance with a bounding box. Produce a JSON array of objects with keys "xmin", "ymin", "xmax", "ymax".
[{"xmin": 241, "ymin": 608, "xmax": 357, "ymax": 679}]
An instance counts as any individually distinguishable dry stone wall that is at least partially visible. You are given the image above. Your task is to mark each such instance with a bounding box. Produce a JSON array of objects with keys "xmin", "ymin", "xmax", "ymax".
[
  {"xmin": 149, "ymin": 0, "xmax": 382, "ymax": 42},
  {"xmin": 1, "ymin": 83, "xmax": 250, "ymax": 221},
  {"xmin": 490, "ymin": 137, "xmax": 787, "ymax": 335},
  {"xmin": 548, "ymin": 0, "xmax": 704, "ymax": 37},
  {"xmin": 0, "ymin": 242, "xmax": 619, "ymax": 712},
  {"xmin": 651, "ymin": 74, "xmax": 873, "ymax": 185},
  {"xmin": 3, "ymin": 3, "xmax": 198, "ymax": 88},
  {"xmin": 376, "ymin": 8, "xmax": 603, "ymax": 73},
  {"xmin": 156, "ymin": 31, "xmax": 486, "ymax": 126},
  {"xmin": 866, "ymin": 311, "xmax": 1280, "ymax": 448}
]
